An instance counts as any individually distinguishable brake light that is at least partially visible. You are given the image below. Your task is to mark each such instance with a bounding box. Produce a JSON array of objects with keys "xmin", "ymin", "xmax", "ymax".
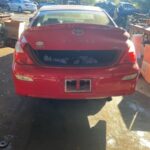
[
  {"xmin": 15, "ymin": 37, "xmax": 33, "ymax": 65},
  {"xmin": 128, "ymin": 51, "xmax": 136, "ymax": 63},
  {"xmin": 120, "ymin": 41, "xmax": 137, "ymax": 64},
  {"xmin": 128, "ymin": 42, "xmax": 136, "ymax": 63}
]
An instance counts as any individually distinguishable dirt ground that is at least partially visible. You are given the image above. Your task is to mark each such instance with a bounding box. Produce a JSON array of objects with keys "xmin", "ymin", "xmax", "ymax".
[{"xmin": 0, "ymin": 47, "xmax": 150, "ymax": 150}]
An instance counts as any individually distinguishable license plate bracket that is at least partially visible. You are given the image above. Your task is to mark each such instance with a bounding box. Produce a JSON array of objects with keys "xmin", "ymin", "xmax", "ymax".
[{"xmin": 65, "ymin": 79, "xmax": 91, "ymax": 93}]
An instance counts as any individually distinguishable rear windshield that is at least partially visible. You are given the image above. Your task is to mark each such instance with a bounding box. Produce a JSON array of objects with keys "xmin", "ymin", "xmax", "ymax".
[{"xmin": 32, "ymin": 10, "xmax": 114, "ymax": 27}]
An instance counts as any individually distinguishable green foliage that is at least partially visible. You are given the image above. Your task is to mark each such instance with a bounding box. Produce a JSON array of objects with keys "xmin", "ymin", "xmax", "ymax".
[
  {"xmin": 36, "ymin": 0, "xmax": 55, "ymax": 2},
  {"xmin": 134, "ymin": 0, "xmax": 150, "ymax": 11},
  {"xmin": 111, "ymin": 0, "xmax": 120, "ymax": 5},
  {"xmin": 80, "ymin": 0, "xmax": 96, "ymax": 5}
]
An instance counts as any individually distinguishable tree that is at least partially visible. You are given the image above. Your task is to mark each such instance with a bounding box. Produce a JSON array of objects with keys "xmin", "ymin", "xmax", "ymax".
[
  {"xmin": 133, "ymin": 0, "xmax": 150, "ymax": 11},
  {"xmin": 80, "ymin": 0, "xmax": 97, "ymax": 5}
]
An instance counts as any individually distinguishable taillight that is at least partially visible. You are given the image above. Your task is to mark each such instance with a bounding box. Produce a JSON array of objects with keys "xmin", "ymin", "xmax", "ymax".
[
  {"xmin": 120, "ymin": 40, "xmax": 137, "ymax": 64},
  {"xmin": 128, "ymin": 51, "xmax": 136, "ymax": 63},
  {"xmin": 128, "ymin": 42, "xmax": 136, "ymax": 63},
  {"xmin": 15, "ymin": 37, "xmax": 33, "ymax": 65}
]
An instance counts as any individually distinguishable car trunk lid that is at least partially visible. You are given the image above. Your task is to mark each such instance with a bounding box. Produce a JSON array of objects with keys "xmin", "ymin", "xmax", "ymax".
[
  {"xmin": 22, "ymin": 24, "xmax": 130, "ymax": 67},
  {"xmin": 24, "ymin": 24, "xmax": 129, "ymax": 51}
]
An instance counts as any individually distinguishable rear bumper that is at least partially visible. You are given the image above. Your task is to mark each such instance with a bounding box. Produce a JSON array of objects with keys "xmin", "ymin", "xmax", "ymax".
[{"xmin": 12, "ymin": 63, "xmax": 139, "ymax": 99}]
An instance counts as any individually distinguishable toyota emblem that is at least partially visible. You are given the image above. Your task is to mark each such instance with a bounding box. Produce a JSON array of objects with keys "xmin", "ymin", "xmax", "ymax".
[{"xmin": 72, "ymin": 28, "xmax": 84, "ymax": 36}]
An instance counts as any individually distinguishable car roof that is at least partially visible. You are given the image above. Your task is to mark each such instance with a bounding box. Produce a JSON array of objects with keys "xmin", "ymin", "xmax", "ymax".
[{"xmin": 40, "ymin": 5, "xmax": 103, "ymax": 12}]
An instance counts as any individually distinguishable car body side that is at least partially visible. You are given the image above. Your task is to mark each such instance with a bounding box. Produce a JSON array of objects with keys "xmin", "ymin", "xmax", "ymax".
[{"xmin": 8, "ymin": 0, "xmax": 37, "ymax": 12}]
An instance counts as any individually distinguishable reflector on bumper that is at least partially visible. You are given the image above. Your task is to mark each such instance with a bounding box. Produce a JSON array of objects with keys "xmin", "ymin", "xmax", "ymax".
[
  {"xmin": 15, "ymin": 74, "xmax": 33, "ymax": 82},
  {"xmin": 122, "ymin": 73, "xmax": 138, "ymax": 81}
]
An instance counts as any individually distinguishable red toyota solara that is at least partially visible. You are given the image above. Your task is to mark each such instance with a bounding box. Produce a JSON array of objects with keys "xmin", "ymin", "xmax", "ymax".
[{"xmin": 12, "ymin": 5, "xmax": 139, "ymax": 100}]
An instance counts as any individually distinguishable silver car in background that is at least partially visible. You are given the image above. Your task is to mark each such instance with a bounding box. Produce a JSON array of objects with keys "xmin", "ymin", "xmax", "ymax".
[{"xmin": 8, "ymin": 0, "xmax": 37, "ymax": 13}]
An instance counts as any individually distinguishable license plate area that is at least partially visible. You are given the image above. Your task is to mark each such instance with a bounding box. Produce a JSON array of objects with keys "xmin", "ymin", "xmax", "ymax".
[{"xmin": 65, "ymin": 79, "xmax": 91, "ymax": 93}]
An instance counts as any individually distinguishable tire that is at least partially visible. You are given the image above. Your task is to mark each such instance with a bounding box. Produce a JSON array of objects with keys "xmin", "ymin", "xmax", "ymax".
[{"xmin": 18, "ymin": 7, "xmax": 22, "ymax": 13}]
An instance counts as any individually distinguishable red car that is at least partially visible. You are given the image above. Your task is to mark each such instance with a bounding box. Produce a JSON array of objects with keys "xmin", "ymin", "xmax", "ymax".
[{"xmin": 12, "ymin": 5, "xmax": 139, "ymax": 100}]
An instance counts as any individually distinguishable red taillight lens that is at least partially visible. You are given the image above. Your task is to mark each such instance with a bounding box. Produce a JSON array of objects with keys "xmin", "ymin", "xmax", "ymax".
[
  {"xmin": 128, "ymin": 51, "xmax": 136, "ymax": 63},
  {"xmin": 120, "ymin": 41, "xmax": 137, "ymax": 64},
  {"xmin": 15, "ymin": 40, "xmax": 33, "ymax": 65}
]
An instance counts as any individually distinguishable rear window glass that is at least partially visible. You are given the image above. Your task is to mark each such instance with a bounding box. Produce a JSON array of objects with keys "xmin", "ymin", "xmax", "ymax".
[{"xmin": 32, "ymin": 10, "xmax": 114, "ymax": 27}]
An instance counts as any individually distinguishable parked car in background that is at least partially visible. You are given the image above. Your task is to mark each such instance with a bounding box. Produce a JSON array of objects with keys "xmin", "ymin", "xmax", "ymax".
[
  {"xmin": 13, "ymin": 5, "xmax": 139, "ymax": 100},
  {"xmin": 115, "ymin": 2, "xmax": 140, "ymax": 28},
  {"xmin": 0, "ymin": 0, "xmax": 10, "ymax": 9},
  {"xmin": 38, "ymin": 1, "xmax": 56, "ymax": 8},
  {"xmin": 95, "ymin": 1, "xmax": 116, "ymax": 17},
  {"xmin": 31, "ymin": 0, "xmax": 39, "ymax": 7},
  {"xmin": 8, "ymin": 0, "xmax": 37, "ymax": 13},
  {"xmin": 117, "ymin": 2, "xmax": 140, "ymax": 17}
]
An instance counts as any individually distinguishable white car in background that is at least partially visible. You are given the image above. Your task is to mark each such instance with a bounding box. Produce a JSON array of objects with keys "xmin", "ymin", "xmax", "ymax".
[{"xmin": 8, "ymin": 0, "xmax": 37, "ymax": 13}]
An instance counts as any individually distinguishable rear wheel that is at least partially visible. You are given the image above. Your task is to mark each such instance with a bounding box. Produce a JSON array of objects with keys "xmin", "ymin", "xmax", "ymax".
[{"xmin": 18, "ymin": 7, "xmax": 22, "ymax": 13}]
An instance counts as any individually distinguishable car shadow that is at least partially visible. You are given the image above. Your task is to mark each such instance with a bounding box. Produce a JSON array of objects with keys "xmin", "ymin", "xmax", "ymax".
[
  {"xmin": 118, "ymin": 92, "xmax": 150, "ymax": 131},
  {"xmin": 0, "ymin": 51, "xmax": 15, "ymax": 96},
  {"xmin": 25, "ymin": 99, "xmax": 107, "ymax": 150},
  {"xmin": 0, "ymin": 48, "xmax": 106, "ymax": 150}
]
